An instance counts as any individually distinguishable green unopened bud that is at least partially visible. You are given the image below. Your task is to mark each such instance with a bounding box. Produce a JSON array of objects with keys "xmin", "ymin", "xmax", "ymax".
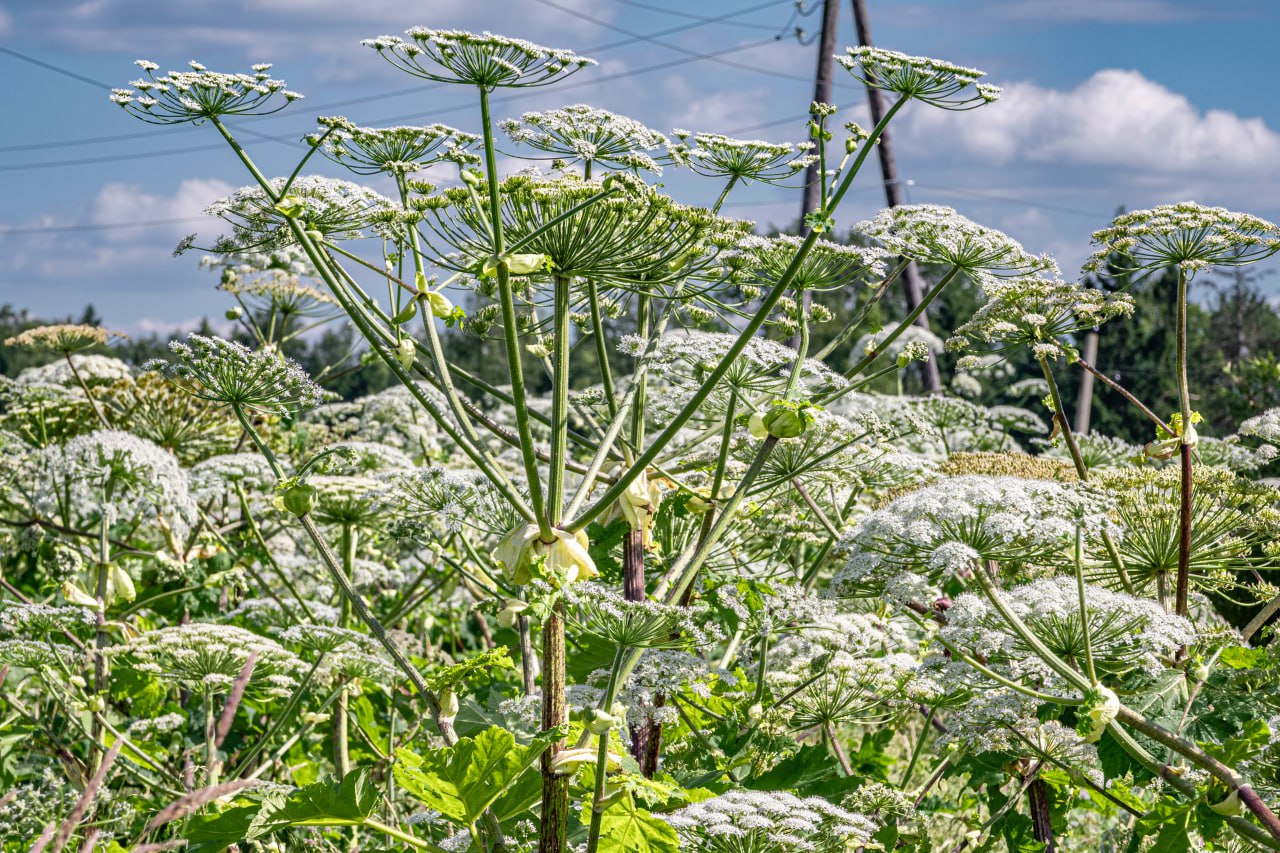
[
  {"xmin": 506, "ymin": 253, "xmax": 549, "ymax": 275},
  {"xmin": 460, "ymin": 169, "xmax": 483, "ymax": 187},
  {"xmin": 273, "ymin": 195, "xmax": 304, "ymax": 218},
  {"xmin": 304, "ymin": 229, "xmax": 324, "ymax": 242},
  {"xmin": 62, "ymin": 579, "xmax": 100, "ymax": 611},
  {"xmin": 107, "ymin": 563, "xmax": 136, "ymax": 605},
  {"xmin": 1080, "ymin": 686, "xmax": 1119, "ymax": 743},
  {"xmin": 281, "ymin": 483, "xmax": 317, "ymax": 516},
  {"xmin": 583, "ymin": 707, "xmax": 618, "ymax": 735},
  {"xmin": 426, "ymin": 290, "xmax": 454, "ymax": 320},
  {"xmin": 1208, "ymin": 789, "xmax": 1243, "ymax": 817},
  {"xmin": 439, "ymin": 688, "xmax": 459, "ymax": 725},
  {"xmin": 761, "ymin": 400, "xmax": 818, "ymax": 439},
  {"xmin": 225, "ymin": 306, "xmax": 243, "ymax": 321},
  {"xmin": 497, "ymin": 600, "xmax": 528, "ymax": 630},
  {"xmin": 396, "ymin": 338, "xmax": 416, "ymax": 369},
  {"xmin": 748, "ymin": 411, "xmax": 769, "ymax": 440}
]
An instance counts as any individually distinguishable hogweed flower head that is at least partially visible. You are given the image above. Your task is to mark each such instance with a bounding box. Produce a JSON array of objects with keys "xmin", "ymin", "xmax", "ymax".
[
  {"xmin": 114, "ymin": 623, "xmax": 305, "ymax": 699},
  {"xmin": 314, "ymin": 117, "xmax": 480, "ymax": 175},
  {"xmin": 858, "ymin": 205, "xmax": 1056, "ymax": 277},
  {"xmin": 424, "ymin": 174, "xmax": 744, "ymax": 291},
  {"xmin": 1085, "ymin": 202, "xmax": 1280, "ymax": 274},
  {"xmin": 733, "ymin": 233, "xmax": 889, "ymax": 292},
  {"xmin": 949, "ymin": 277, "xmax": 1134, "ymax": 360},
  {"xmin": 661, "ymin": 789, "xmax": 874, "ymax": 852},
  {"xmin": 562, "ymin": 582, "xmax": 719, "ymax": 649},
  {"xmin": 148, "ymin": 334, "xmax": 325, "ymax": 416},
  {"xmin": 836, "ymin": 46, "xmax": 999, "ymax": 110},
  {"xmin": 501, "ymin": 105, "xmax": 669, "ymax": 174},
  {"xmin": 362, "ymin": 29, "xmax": 595, "ymax": 88},
  {"xmin": 40, "ymin": 429, "xmax": 198, "ymax": 530},
  {"xmin": 5, "ymin": 324, "xmax": 126, "ymax": 354},
  {"xmin": 831, "ymin": 475, "xmax": 1116, "ymax": 599},
  {"xmin": 111, "ymin": 60, "xmax": 302, "ymax": 124},
  {"xmin": 668, "ymin": 131, "xmax": 816, "ymax": 185},
  {"xmin": 941, "ymin": 576, "xmax": 1196, "ymax": 681},
  {"xmin": 205, "ymin": 175, "xmax": 397, "ymax": 251}
]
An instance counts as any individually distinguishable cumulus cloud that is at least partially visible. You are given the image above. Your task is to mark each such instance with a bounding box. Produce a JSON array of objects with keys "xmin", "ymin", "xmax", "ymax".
[
  {"xmin": 986, "ymin": 0, "xmax": 1234, "ymax": 23},
  {"xmin": 905, "ymin": 69, "xmax": 1280, "ymax": 175},
  {"xmin": 88, "ymin": 178, "xmax": 233, "ymax": 242}
]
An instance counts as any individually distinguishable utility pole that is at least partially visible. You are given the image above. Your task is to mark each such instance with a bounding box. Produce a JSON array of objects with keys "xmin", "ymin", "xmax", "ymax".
[
  {"xmin": 798, "ymin": 0, "xmax": 840, "ymax": 231},
  {"xmin": 1074, "ymin": 328, "xmax": 1099, "ymax": 433},
  {"xmin": 850, "ymin": 0, "xmax": 943, "ymax": 392},
  {"xmin": 793, "ymin": 0, "xmax": 840, "ymax": 351}
]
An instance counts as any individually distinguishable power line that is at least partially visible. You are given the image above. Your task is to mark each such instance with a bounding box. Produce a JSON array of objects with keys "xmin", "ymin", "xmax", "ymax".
[
  {"xmin": 530, "ymin": 0, "xmax": 816, "ymax": 83},
  {"xmin": 908, "ymin": 182, "xmax": 1102, "ymax": 219},
  {"xmin": 0, "ymin": 34, "xmax": 801, "ymax": 173},
  {"xmin": 0, "ymin": 2, "xmax": 794, "ymax": 155},
  {"xmin": 606, "ymin": 0, "xmax": 792, "ymax": 31}
]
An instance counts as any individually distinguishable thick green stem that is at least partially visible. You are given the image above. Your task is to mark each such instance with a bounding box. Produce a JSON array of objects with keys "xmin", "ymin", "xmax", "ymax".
[
  {"xmin": 334, "ymin": 523, "xmax": 355, "ymax": 780},
  {"xmin": 842, "ymin": 266, "xmax": 959, "ymax": 383},
  {"xmin": 585, "ymin": 650, "xmax": 626, "ymax": 853},
  {"xmin": 585, "ymin": 279, "xmax": 618, "ymax": 419},
  {"xmin": 548, "ymin": 275, "xmax": 572, "ymax": 524}
]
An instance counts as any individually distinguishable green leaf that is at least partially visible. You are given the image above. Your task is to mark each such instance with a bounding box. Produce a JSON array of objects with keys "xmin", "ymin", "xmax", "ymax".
[
  {"xmin": 594, "ymin": 794, "xmax": 680, "ymax": 853},
  {"xmin": 247, "ymin": 767, "xmax": 380, "ymax": 838},
  {"xmin": 184, "ymin": 803, "xmax": 261, "ymax": 853},
  {"xmin": 1217, "ymin": 645, "xmax": 1268, "ymax": 670},
  {"xmin": 424, "ymin": 647, "xmax": 515, "ymax": 694},
  {"xmin": 394, "ymin": 726, "xmax": 556, "ymax": 827}
]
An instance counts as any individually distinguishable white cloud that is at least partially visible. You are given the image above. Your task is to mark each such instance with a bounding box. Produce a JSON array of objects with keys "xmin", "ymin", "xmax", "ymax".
[
  {"xmin": 88, "ymin": 178, "xmax": 233, "ymax": 242},
  {"xmin": 0, "ymin": 6, "xmax": 13, "ymax": 39},
  {"xmin": 988, "ymin": 0, "xmax": 1221, "ymax": 23},
  {"xmin": 906, "ymin": 69, "xmax": 1280, "ymax": 175}
]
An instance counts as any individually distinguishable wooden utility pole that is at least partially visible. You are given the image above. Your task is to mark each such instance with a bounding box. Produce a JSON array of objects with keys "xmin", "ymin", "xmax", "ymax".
[
  {"xmin": 798, "ymin": 0, "xmax": 841, "ymax": 230},
  {"xmin": 794, "ymin": 0, "xmax": 840, "ymax": 350},
  {"xmin": 1074, "ymin": 328, "xmax": 1099, "ymax": 433},
  {"xmin": 850, "ymin": 0, "xmax": 943, "ymax": 392}
]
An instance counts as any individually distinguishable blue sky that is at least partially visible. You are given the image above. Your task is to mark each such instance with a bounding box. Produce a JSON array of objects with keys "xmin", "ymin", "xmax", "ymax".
[{"xmin": 1, "ymin": 0, "xmax": 1278, "ymax": 333}]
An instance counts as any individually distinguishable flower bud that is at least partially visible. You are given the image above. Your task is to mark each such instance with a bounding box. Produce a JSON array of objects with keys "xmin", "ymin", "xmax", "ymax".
[
  {"xmin": 108, "ymin": 563, "xmax": 136, "ymax": 605},
  {"xmin": 583, "ymin": 707, "xmax": 617, "ymax": 735},
  {"xmin": 439, "ymin": 688, "xmax": 459, "ymax": 725},
  {"xmin": 497, "ymin": 600, "xmax": 528, "ymax": 630},
  {"xmin": 281, "ymin": 482, "xmax": 317, "ymax": 516},
  {"xmin": 748, "ymin": 411, "xmax": 769, "ymax": 440},
  {"xmin": 618, "ymin": 470, "xmax": 662, "ymax": 548},
  {"xmin": 1081, "ymin": 686, "xmax": 1119, "ymax": 743},
  {"xmin": 396, "ymin": 338, "xmax": 416, "ymax": 369},
  {"xmin": 225, "ymin": 307, "xmax": 243, "ymax": 321},
  {"xmin": 426, "ymin": 290, "xmax": 455, "ymax": 320},
  {"xmin": 1208, "ymin": 790, "xmax": 1243, "ymax": 817}
]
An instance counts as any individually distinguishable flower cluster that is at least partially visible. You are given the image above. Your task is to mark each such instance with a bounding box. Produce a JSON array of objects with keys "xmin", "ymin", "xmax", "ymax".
[
  {"xmin": 831, "ymin": 475, "xmax": 1116, "ymax": 598},
  {"xmin": 363, "ymin": 29, "xmax": 595, "ymax": 88},
  {"xmin": 941, "ymin": 576, "xmax": 1196, "ymax": 681},
  {"xmin": 113, "ymin": 623, "xmax": 305, "ymax": 698},
  {"xmin": 668, "ymin": 131, "xmax": 816, "ymax": 184},
  {"xmin": 857, "ymin": 205, "xmax": 1057, "ymax": 277},
  {"xmin": 205, "ymin": 175, "xmax": 397, "ymax": 251},
  {"xmin": 1085, "ymin": 202, "xmax": 1280, "ymax": 274},
  {"xmin": 5, "ymin": 324, "xmax": 125, "ymax": 354},
  {"xmin": 949, "ymin": 276, "xmax": 1134, "ymax": 362},
  {"xmin": 148, "ymin": 334, "xmax": 325, "ymax": 416},
  {"xmin": 733, "ymin": 233, "xmax": 889, "ymax": 292},
  {"xmin": 315, "ymin": 117, "xmax": 481, "ymax": 175},
  {"xmin": 836, "ymin": 47, "xmax": 1000, "ymax": 110},
  {"xmin": 111, "ymin": 60, "xmax": 302, "ymax": 124},
  {"xmin": 661, "ymin": 790, "xmax": 874, "ymax": 852},
  {"xmin": 500, "ymin": 105, "xmax": 669, "ymax": 174}
]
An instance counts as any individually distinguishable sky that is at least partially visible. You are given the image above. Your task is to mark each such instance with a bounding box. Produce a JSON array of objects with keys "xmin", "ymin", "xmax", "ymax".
[{"xmin": 0, "ymin": 0, "xmax": 1278, "ymax": 334}]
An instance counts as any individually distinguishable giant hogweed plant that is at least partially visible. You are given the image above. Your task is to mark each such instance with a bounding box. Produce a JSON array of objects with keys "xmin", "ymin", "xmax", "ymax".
[{"xmin": 0, "ymin": 29, "xmax": 1278, "ymax": 853}]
